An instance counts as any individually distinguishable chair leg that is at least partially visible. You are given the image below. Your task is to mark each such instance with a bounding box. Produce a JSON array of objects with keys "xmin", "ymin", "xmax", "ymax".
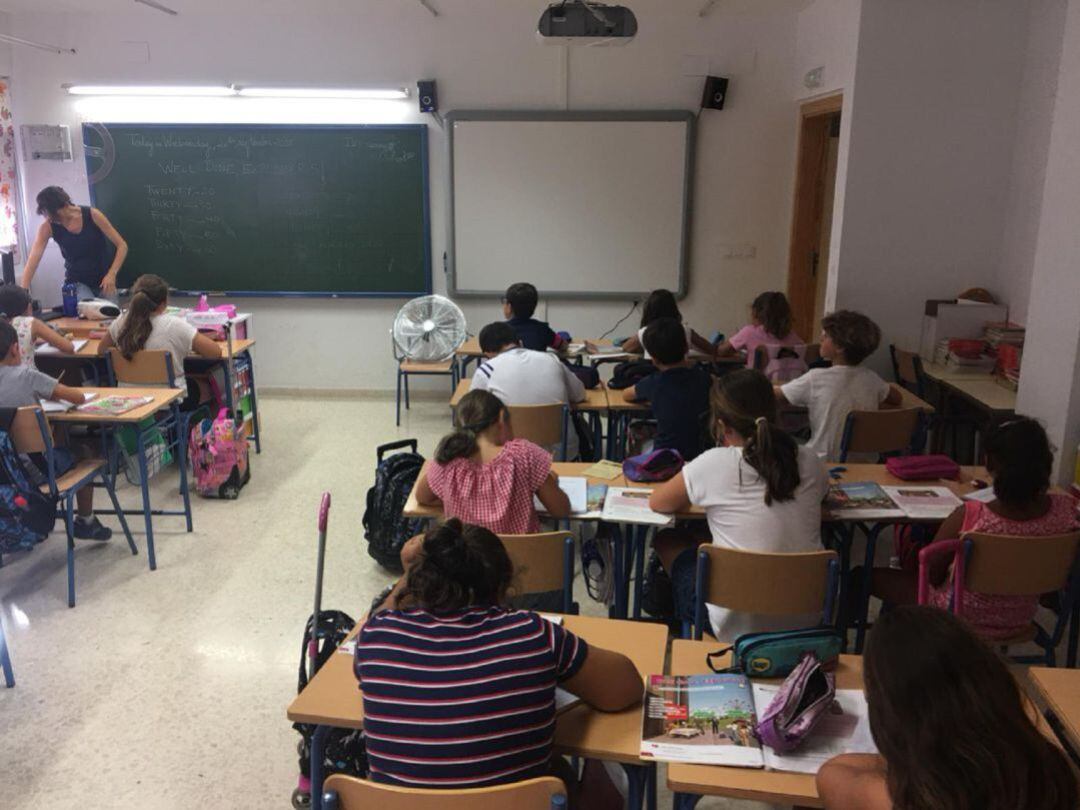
[
  {"xmin": 404, "ymin": 371, "xmax": 411, "ymax": 410},
  {"xmin": 64, "ymin": 496, "xmax": 76, "ymax": 608},
  {"xmin": 0, "ymin": 619, "xmax": 13, "ymax": 687},
  {"xmin": 175, "ymin": 407, "xmax": 194, "ymax": 533},
  {"xmin": 103, "ymin": 475, "xmax": 137, "ymax": 556},
  {"xmin": 395, "ymin": 368, "xmax": 402, "ymax": 427},
  {"xmin": 135, "ymin": 429, "xmax": 157, "ymax": 571}
]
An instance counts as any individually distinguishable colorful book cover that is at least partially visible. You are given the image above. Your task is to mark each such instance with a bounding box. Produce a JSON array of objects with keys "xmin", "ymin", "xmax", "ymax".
[
  {"xmin": 825, "ymin": 481, "xmax": 904, "ymax": 519},
  {"xmin": 76, "ymin": 395, "xmax": 155, "ymax": 416}
]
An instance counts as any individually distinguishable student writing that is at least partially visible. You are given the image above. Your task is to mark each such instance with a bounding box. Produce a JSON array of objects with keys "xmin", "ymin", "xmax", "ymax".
[
  {"xmin": 618, "ymin": 288, "xmax": 716, "ymax": 359},
  {"xmin": 0, "ymin": 285, "xmax": 75, "ymax": 368}
]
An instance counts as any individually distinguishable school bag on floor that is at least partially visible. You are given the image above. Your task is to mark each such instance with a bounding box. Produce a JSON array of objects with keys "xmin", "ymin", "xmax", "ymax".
[
  {"xmin": 362, "ymin": 439, "xmax": 425, "ymax": 572},
  {"xmin": 188, "ymin": 408, "xmax": 251, "ymax": 499},
  {"xmin": 0, "ymin": 409, "xmax": 56, "ymax": 553}
]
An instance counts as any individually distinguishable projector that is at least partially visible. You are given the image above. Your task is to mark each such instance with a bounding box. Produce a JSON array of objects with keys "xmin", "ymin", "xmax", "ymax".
[
  {"xmin": 537, "ymin": 2, "xmax": 637, "ymax": 46},
  {"xmin": 77, "ymin": 299, "xmax": 121, "ymax": 320}
]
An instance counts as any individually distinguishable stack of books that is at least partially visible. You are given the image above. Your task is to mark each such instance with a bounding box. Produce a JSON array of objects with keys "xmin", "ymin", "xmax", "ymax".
[
  {"xmin": 984, "ymin": 321, "xmax": 1026, "ymax": 348},
  {"xmin": 984, "ymin": 321, "xmax": 1025, "ymax": 390}
]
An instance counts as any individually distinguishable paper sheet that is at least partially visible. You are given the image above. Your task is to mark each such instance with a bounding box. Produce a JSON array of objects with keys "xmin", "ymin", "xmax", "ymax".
[{"xmin": 36, "ymin": 339, "xmax": 88, "ymax": 356}]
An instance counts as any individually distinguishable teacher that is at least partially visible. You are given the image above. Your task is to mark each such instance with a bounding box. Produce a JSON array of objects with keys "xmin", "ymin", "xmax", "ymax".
[{"xmin": 21, "ymin": 186, "xmax": 128, "ymax": 301}]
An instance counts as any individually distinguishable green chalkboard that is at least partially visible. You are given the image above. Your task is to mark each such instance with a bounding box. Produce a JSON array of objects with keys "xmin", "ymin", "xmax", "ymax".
[{"xmin": 83, "ymin": 123, "xmax": 431, "ymax": 296}]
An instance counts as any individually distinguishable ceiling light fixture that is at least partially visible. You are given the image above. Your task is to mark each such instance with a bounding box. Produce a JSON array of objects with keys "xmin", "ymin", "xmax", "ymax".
[
  {"xmin": 63, "ymin": 84, "xmax": 235, "ymax": 96},
  {"xmin": 134, "ymin": 0, "xmax": 179, "ymax": 15},
  {"xmin": 0, "ymin": 33, "xmax": 76, "ymax": 54},
  {"xmin": 235, "ymin": 86, "xmax": 410, "ymax": 99}
]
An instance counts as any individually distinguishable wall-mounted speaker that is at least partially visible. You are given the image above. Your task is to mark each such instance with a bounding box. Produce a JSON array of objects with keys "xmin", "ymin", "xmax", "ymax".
[
  {"xmin": 700, "ymin": 75, "xmax": 729, "ymax": 111},
  {"xmin": 417, "ymin": 80, "xmax": 438, "ymax": 114}
]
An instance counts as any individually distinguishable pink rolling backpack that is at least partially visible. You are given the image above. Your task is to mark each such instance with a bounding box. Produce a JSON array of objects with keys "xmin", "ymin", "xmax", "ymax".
[{"xmin": 189, "ymin": 409, "xmax": 251, "ymax": 499}]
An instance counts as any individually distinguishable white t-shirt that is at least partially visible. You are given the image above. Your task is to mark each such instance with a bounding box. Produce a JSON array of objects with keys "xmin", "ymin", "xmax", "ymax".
[
  {"xmin": 108, "ymin": 312, "xmax": 198, "ymax": 384},
  {"xmin": 470, "ymin": 347, "xmax": 586, "ymax": 460},
  {"xmin": 637, "ymin": 323, "xmax": 694, "ymax": 360},
  {"xmin": 780, "ymin": 365, "xmax": 892, "ymax": 461},
  {"xmin": 682, "ymin": 444, "xmax": 829, "ymax": 640}
]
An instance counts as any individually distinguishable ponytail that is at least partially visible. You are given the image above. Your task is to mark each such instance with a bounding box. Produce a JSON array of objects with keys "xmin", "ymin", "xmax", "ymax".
[
  {"xmin": 435, "ymin": 389, "xmax": 507, "ymax": 464},
  {"xmin": 713, "ymin": 369, "xmax": 801, "ymax": 505},
  {"xmin": 116, "ymin": 274, "xmax": 169, "ymax": 360}
]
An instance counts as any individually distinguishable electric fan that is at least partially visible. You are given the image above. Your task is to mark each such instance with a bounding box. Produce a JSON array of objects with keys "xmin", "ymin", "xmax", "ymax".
[{"xmin": 391, "ymin": 295, "xmax": 467, "ymax": 362}]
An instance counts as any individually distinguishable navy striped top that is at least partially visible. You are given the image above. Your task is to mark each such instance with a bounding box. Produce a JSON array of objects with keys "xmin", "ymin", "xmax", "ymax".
[{"xmin": 354, "ymin": 607, "xmax": 588, "ymax": 788}]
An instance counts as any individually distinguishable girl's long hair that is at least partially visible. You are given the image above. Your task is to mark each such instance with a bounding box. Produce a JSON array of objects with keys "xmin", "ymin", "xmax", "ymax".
[
  {"xmin": 865, "ymin": 606, "xmax": 1077, "ymax": 810},
  {"xmin": 751, "ymin": 291, "xmax": 793, "ymax": 339},
  {"xmin": 435, "ymin": 389, "xmax": 507, "ymax": 464},
  {"xmin": 401, "ymin": 519, "xmax": 513, "ymax": 612},
  {"xmin": 116, "ymin": 274, "xmax": 169, "ymax": 360},
  {"xmin": 640, "ymin": 289, "xmax": 681, "ymax": 328}
]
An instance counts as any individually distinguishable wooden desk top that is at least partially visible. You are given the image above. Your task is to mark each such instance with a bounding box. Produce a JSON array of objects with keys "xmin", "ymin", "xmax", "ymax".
[
  {"xmin": 1029, "ymin": 667, "xmax": 1080, "ymax": 750},
  {"xmin": 891, "ymin": 386, "xmax": 935, "ymax": 414},
  {"xmin": 456, "ymin": 337, "xmax": 617, "ymax": 359},
  {"xmin": 39, "ymin": 337, "xmax": 255, "ymax": 360},
  {"xmin": 924, "ymin": 363, "xmax": 1016, "ymax": 413},
  {"xmin": 286, "ymin": 614, "xmax": 666, "ymax": 764},
  {"xmin": 46, "ymin": 387, "xmax": 185, "ymax": 424},
  {"xmin": 46, "ymin": 316, "xmax": 113, "ymax": 336},
  {"xmin": 449, "ymin": 379, "xmax": 610, "ymax": 411},
  {"xmin": 665, "ymin": 640, "xmax": 864, "ymax": 807}
]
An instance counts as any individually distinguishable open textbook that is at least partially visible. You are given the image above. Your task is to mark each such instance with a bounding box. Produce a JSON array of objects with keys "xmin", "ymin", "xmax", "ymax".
[
  {"xmin": 534, "ymin": 477, "xmax": 608, "ymax": 518},
  {"xmin": 601, "ymin": 486, "xmax": 674, "ymax": 526},
  {"xmin": 827, "ymin": 482, "xmax": 962, "ymax": 520}
]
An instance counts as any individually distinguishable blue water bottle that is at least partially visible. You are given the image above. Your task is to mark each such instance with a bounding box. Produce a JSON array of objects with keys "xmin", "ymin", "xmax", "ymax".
[{"xmin": 62, "ymin": 282, "xmax": 79, "ymax": 317}]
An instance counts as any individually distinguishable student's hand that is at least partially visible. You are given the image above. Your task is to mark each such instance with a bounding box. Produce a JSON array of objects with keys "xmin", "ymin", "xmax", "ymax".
[{"xmin": 100, "ymin": 273, "xmax": 118, "ymax": 297}]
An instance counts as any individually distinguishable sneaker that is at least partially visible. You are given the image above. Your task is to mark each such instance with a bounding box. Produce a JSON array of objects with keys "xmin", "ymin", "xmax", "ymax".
[{"xmin": 73, "ymin": 516, "xmax": 112, "ymax": 541}]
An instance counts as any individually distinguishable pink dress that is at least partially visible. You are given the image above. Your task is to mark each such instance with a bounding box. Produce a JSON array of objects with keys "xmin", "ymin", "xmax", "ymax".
[
  {"xmin": 426, "ymin": 439, "xmax": 553, "ymax": 534},
  {"xmin": 928, "ymin": 493, "xmax": 1079, "ymax": 639},
  {"xmin": 728, "ymin": 324, "xmax": 801, "ymax": 369}
]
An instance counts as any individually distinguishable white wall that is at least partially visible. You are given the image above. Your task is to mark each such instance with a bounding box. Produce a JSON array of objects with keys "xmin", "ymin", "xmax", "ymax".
[
  {"xmin": 793, "ymin": 0, "xmax": 860, "ymax": 100},
  {"xmin": 9, "ymin": 2, "xmax": 801, "ymax": 391}
]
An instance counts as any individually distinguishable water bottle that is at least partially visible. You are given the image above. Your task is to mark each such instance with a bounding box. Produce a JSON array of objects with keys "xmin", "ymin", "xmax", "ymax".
[{"xmin": 62, "ymin": 282, "xmax": 79, "ymax": 317}]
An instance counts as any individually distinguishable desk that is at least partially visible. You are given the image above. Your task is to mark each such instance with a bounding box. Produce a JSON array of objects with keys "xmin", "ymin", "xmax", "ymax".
[
  {"xmin": 923, "ymin": 363, "xmax": 1015, "ymax": 461},
  {"xmin": 287, "ymin": 614, "xmax": 667, "ymax": 810},
  {"xmin": 448, "ymin": 378, "xmax": 610, "ymax": 411},
  {"xmin": 1029, "ymin": 667, "xmax": 1080, "ymax": 765},
  {"xmin": 50, "ymin": 387, "xmax": 189, "ymax": 571},
  {"xmin": 666, "ymin": 639, "xmax": 864, "ymax": 809}
]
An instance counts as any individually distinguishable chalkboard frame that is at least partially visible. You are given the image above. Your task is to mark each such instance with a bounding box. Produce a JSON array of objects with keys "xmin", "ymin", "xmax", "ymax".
[{"xmin": 83, "ymin": 122, "xmax": 433, "ymax": 299}]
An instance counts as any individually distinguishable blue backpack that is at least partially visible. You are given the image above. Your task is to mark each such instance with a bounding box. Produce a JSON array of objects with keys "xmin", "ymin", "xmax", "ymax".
[{"xmin": 0, "ymin": 409, "xmax": 57, "ymax": 554}]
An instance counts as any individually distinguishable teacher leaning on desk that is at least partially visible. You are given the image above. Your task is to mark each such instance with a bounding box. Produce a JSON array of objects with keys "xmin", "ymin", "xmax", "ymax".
[{"xmin": 20, "ymin": 186, "xmax": 128, "ymax": 302}]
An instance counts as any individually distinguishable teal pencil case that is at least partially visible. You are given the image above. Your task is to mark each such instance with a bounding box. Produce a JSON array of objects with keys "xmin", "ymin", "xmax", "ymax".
[{"xmin": 706, "ymin": 627, "xmax": 843, "ymax": 679}]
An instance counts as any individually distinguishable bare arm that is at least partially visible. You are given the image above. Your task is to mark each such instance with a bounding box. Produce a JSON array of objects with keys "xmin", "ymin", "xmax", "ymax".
[
  {"xmin": 31, "ymin": 320, "xmax": 75, "ymax": 354},
  {"xmin": 536, "ymin": 470, "xmax": 571, "ymax": 518},
  {"xmin": 414, "ymin": 465, "xmax": 439, "ymax": 506},
  {"xmin": 714, "ymin": 339, "xmax": 738, "ymax": 357},
  {"xmin": 191, "ymin": 332, "xmax": 223, "ymax": 360},
  {"xmin": 816, "ymin": 754, "xmax": 892, "ymax": 810},
  {"xmin": 98, "ymin": 330, "xmax": 115, "ymax": 355},
  {"xmin": 773, "ymin": 385, "xmax": 790, "ymax": 405},
  {"xmin": 560, "ymin": 645, "xmax": 643, "ymax": 713},
  {"xmin": 927, "ymin": 505, "xmax": 966, "ymax": 586},
  {"xmin": 649, "ymin": 471, "xmax": 692, "ymax": 514},
  {"xmin": 622, "ymin": 384, "xmax": 643, "ymax": 403},
  {"xmin": 689, "ymin": 330, "xmax": 716, "ymax": 357},
  {"xmin": 90, "ymin": 208, "xmax": 128, "ymax": 295},
  {"xmin": 620, "ymin": 334, "xmax": 643, "ymax": 354},
  {"xmin": 52, "ymin": 382, "xmax": 88, "ymax": 406},
  {"xmin": 20, "ymin": 222, "xmax": 51, "ymax": 290}
]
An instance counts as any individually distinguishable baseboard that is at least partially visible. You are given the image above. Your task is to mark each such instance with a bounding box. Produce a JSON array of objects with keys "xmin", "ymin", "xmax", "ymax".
[{"xmin": 259, "ymin": 387, "xmax": 448, "ymax": 402}]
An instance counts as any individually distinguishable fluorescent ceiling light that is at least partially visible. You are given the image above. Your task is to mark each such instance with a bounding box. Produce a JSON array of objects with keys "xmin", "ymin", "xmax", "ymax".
[
  {"xmin": 64, "ymin": 84, "xmax": 235, "ymax": 97},
  {"xmin": 235, "ymin": 86, "xmax": 409, "ymax": 100}
]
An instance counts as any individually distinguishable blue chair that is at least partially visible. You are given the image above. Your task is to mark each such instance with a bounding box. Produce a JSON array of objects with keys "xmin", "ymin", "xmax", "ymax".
[
  {"xmin": 322, "ymin": 773, "xmax": 567, "ymax": 810},
  {"xmin": 501, "ymin": 531, "xmax": 578, "ymax": 614},
  {"xmin": 687, "ymin": 545, "xmax": 839, "ymax": 640},
  {"xmin": 0, "ymin": 612, "xmax": 14, "ymax": 687},
  {"xmin": 10, "ymin": 406, "xmax": 137, "ymax": 608}
]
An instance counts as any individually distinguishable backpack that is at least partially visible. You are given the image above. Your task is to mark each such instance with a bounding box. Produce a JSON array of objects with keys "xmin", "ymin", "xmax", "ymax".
[
  {"xmin": 188, "ymin": 408, "xmax": 251, "ymax": 499},
  {"xmin": 607, "ymin": 359, "xmax": 657, "ymax": 390},
  {"xmin": 755, "ymin": 344, "xmax": 809, "ymax": 384},
  {"xmin": 0, "ymin": 409, "xmax": 57, "ymax": 554},
  {"xmin": 362, "ymin": 439, "xmax": 425, "ymax": 572}
]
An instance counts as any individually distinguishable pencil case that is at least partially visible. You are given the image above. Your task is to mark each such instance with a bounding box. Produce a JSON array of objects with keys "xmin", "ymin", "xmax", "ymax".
[
  {"xmin": 885, "ymin": 454, "xmax": 960, "ymax": 480},
  {"xmin": 707, "ymin": 627, "xmax": 842, "ymax": 678},
  {"xmin": 755, "ymin": 652, "xmax": 837, "ymax": 752}
]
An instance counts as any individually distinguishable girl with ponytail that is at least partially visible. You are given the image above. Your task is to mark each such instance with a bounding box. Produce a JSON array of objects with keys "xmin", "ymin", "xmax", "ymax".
[
  {"xmin": 415, "ymin": 389, "xmax": 571, "ymax": 533},
  {"xmin": 648, "ymin": 369, "xmax": 830, "ymax": 638}
]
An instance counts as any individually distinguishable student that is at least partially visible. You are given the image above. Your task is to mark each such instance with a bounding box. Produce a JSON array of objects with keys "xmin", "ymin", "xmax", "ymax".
[
  {"xmin": 619, "ymin": 289, "xmax": 715, "ymax": 359},
  {"xmin": 0, "ymin": 320, "xmax": 111, "ymax": 540},
  {"xmin": 415, "ymin": 389, "xmax": 571, "ymax": 532},
  {"xmin": 471, "ymin": 321, "xmax": 586, "ymax": 460},
  {"xmin": 717, "ymin": 291, "xmax": 801, "ymax": 367},
  {"xmin": 356, "ymin": 519, "xmax": 642, "ymax": 801},
  {"xmin": 776, "ymin": 309, "xmax": 901, "ymax": 460},
  {"xmin": 866, "ymin": 417, "xmax": 1079, "ymax": 639},
  {"xmin": 648, "ymin": 369, "xmax": 829, "ymax": 637},
  {"xmin": 622, "ymin": 317, "xmax": 712, "ymax": 461},
  {"xmin": 817, "ymin": 605, "xmax": 1077, "ymax": 810},
  {"xmin": 0, "ymin": 284, "xmax": 75, "ymax": 368},
  {"xmin": 98, "ymin": 274, "xmax": 221, "ymax": 408},
  {"xmin": 503, "ymin": 282, "xmax": 567, "ymax": 352}
]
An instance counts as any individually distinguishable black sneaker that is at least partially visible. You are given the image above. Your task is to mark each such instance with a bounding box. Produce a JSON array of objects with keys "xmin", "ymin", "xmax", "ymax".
[{"xmin": 73, "ymin": 516, "xmax": 112, "ymax": 541}]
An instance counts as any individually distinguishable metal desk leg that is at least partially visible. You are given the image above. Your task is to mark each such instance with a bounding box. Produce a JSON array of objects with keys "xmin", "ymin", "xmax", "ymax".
[
  {"xmin": 309, "ymin": 725, "xmax": 331, "ymax": 810},
  {"xmin": 673, "ymin": 793, "xmax": 702, "ymax": 810},
  {"xmin": 621, "ymin": 763, "xmax": 655, "ymax": 810},
  {"xmin": 854, "ymin": 523, "xmax": 887, "ymax": 654},
  {"xmin": 610, "ymin": 525, "xmax": 626, "ymax": 619},
  {"xmin": 1068, "ymin": 601, "xmax": 1079, "ymax": 668},
  {"xmin": 135, "ymin": 429, "xmax": 157, "ymax": 571},
  {"xmin": 243, "ymin": 351, "xmax": 262, "ymax": 454},
  {"xmin": 633, "ymin": 526, "xmax": 649, "ymax": 620},
  {"xmin": 826, "ymin": 524, "xmax": 853, "ymax": 652},
  {"xmin": 173, "ymin": 406, "xmax": 193, "ymax": 532}
]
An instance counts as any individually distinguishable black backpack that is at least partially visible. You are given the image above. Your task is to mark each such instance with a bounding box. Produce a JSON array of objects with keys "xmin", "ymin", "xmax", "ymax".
[
  {"xmin": 0, "ymin": 408, "xmax": 57, "ymax": 555},
  {"xmin": 607, "ymin": 359, "xmax": 657, "ymax": 390},
  {"xmin": 362, "ymin": 439, "xmax": 425, "ymax": 572}
]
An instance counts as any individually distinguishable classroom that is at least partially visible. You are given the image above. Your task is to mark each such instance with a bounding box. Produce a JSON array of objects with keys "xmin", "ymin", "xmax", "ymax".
[{"xmin": 2, "ymin": 1, "xmax": 1080, "ymax": 808}]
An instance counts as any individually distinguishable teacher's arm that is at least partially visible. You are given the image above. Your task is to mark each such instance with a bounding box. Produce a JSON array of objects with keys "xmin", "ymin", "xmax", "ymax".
[
  {"xmin": 20, "ymin": 221, "xmax": 52, "ymax": 290},
  {"xmin": 91, "ymin": 208, "xmax": 128, "ymax": 296}
]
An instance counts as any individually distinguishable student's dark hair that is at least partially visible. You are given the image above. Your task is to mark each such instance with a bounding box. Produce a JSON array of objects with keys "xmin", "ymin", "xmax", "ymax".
[
  {"xmin": 751, "ymin": 291, "xmax": 793, "ymax": 339},
  {"xmin": 984, "ymin": 416, "xmax": 1053, "ymax": 506},
  {"xmin": 642, "ymin": 317, "xmax": 688, "ymax": 365},
  {"xmin": 0, "ymin": 319, "xmax": 17, "ymax": 357},
  {"xmin": 402, "ymin": 519, "xmax": 513, "ymax": 613},
  {"xmin": 478, "ymin": 321, "xmax": 520, "ymax": 354},
  {"xmin": 116, "ymin": 274, "xmax": 169, "ymax": 361},
  {"xmin": 436, "ymin": 389, "xmax": 507, "ymax": 464},
  {"xmin": 821, "ymin": 309, "xmax": 881, "ymax": 365},
  {"xmin": 711, "ymin": 369, "xmax": 800, "ymax": 505},
  {"xmin": 0, "ymin": 285, "xmax": 31, "ymax": 319},
  {"xmin": 504, "ymin": 282, "xmax": 539, "ymax": 319},
  {"xmin": 36, "ymin": 186, "xmax": 73, "ymax": 218},
  {"xmin": 865, "ymin": 605, "xmax": 1077, "ymax": 810},
  {"xmin": 639, "ymin": 288, "xmax": 681, "ymax": 328}
]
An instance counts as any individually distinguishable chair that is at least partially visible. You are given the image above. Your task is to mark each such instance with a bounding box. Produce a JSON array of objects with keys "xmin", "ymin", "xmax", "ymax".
[
  {"xmin": 507, "ymin": 403, "xmax": 569, "ymax": 461},
  {"xmin": 890, "ymin": 343, "xmax": 976, "ymax": 459},
  {"xmin": 105, "ymin": 349, "xmax": 194, "ymax": 571},
  {"xmin": 322, "ymin": 774, "xmax": 567, "ymax": 810},
  {"xmin": 394, "ymin": 344, "xmax": 460, "ymax": 426},
  {"xmin": 837, "ymin": 407, "xmax": 922, "ymax": 462},
  {"xmin": 889, "ymin": 345, "xmax": 926, "ymax": 399},
  {"xmin": 689, "ymin": 545, "xmax": 839, "ymax": 640},
  {"xmin": 10, "ymin": 406, "xmax": 137, "ymax": 607},
  {"xmin": 917, "ymin": 531, "xmax": 1080, "ymax": 666},
  {"xmin": 500, "ymin": 531, "xmax": 577, "ymax": 614},
  {"xmin": 0, "ymin": 612, "xmax": 13, "ymax": 687}
]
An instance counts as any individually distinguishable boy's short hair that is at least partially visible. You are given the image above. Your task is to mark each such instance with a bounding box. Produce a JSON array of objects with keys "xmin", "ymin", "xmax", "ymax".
[
  {"xmin": 821, "ymin": 310, "xmax": 881, "ymax": 365},
  {"xmin": 504, "ymin": 283, "xmax": 539, "ymax": 319},
  {"xmin": 643, "ymin": 317, "xmax": 688, "ymax": 365},
  {"xmin": 0, "ymin": 319, "xmax": 17, "ymax": 357},
  {"xmin": 0, "ymin": 285, "xmax": 31, "ymax": 320},
  {"xmin": 478, "ymin": 322, "xmax": 520, "ymax": 353}
]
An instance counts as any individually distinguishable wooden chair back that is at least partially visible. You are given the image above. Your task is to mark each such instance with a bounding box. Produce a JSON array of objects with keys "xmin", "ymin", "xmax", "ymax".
[
  {"xmin": 323, "ymin": 774, "xmax": 567, "ymax": 810},
  {"xmin": 506, "ymin": 403, "xmax": 565, "ymax": 448},
  {"xmin": 500, "ymin": 532, "xmax": 574, "ymax": 612},
  {"xmin": 839, "ymin": 408, "xmax": 921, "ymax": 460},
  {"xmin": 889, "ymin": 345, "xmax": 925, "ymax": 397},
  {"xmin": 963, "ymin": 531, "xmax": 1080, "ymax": 596},
  {"xmin": 106, "ymin": 348, "xmax": 174, "ymax": 386},
  {"xmin": 9, "ymin": 406, "xmax": 49, "ymax": 454}
]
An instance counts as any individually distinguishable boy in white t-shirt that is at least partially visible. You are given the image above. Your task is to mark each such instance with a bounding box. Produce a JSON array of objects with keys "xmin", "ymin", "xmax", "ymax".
[{"xmin": 776, "ymin": 310, "xmax": 901, "ymax": 461}]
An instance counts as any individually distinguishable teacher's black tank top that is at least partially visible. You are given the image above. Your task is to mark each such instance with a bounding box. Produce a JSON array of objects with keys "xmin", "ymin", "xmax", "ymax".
[{"xmin": 50, "ymin": 206, "xmax": 112, "ymax": 286}]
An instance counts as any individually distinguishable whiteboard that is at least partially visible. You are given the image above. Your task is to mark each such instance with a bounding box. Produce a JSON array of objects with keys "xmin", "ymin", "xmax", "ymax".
[{"xmin": 447, "ymin": 111, "xmax": 695, "ymax": 298}]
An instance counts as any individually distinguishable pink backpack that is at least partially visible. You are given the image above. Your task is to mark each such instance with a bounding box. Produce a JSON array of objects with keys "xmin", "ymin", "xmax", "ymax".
[
  {"xmin": 756, "ymin": 344, "xmax": 809, "ymax": 383},
  {"xmin": 189, "ymin": 409, "xmax": 250, "ymax": 499}
]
